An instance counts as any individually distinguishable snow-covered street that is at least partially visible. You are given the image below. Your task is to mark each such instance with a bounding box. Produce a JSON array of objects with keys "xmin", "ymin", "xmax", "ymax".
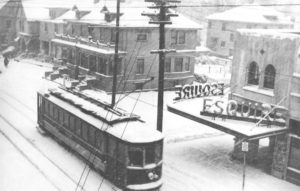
[{"xmin": 0, "ymin": 58, "xmax": 299, "ymax": 191}]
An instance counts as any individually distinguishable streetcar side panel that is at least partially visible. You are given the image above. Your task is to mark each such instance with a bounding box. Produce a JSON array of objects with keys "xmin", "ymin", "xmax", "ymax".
[
  {"xmin": 38, "ymin": 93, "xmax": 163, "ymax": 190},
  {"xmin": 39, "ymin": 95, "xmax": 108, "ymax": 173}
]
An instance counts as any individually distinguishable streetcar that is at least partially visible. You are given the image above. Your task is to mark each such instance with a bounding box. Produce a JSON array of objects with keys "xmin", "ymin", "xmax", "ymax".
[{"xmin": 37, "ymin": 85, "xmax": 163, "ymax": 191}]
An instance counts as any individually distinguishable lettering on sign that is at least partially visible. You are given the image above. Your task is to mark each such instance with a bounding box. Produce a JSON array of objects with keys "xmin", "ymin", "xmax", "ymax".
[
  {"xmin": 174, "ymin": 82, "xmax": 225, "ymax": 101},
  {"xmin": 201, "ymin": 98, "xmax": 286, "ymax": 126},
  {"xmin": 242, "ymin": 142, "xmax": 249, "ymax": 152}
]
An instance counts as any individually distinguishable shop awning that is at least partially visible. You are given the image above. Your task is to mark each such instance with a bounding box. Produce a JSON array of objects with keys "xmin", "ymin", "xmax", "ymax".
[
  {"xmin": 167, "ymin": 97, "xmax": 288, "ymax": 140},
  {"xmin": 51, "ymin": 38, "xmax": 127, "ymax": 56}
]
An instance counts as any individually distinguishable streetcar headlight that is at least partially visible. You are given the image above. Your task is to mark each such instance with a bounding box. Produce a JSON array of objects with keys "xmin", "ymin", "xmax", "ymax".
[{"xmin": 148, "ymin": 172, "xmax": 155, "ymax": 180}]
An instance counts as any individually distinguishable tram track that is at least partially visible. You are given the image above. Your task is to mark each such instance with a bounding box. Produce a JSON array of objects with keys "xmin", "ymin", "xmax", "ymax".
[
  {"xmin": 0, "ymin": 86, "xmax": 218, "ymax": 191},
  {"xmin": 0, "ymin": 89, "xmax": 35, "ymax": 113},
  {"xmin": 0, "ymin": 129, "xmax": 61, "ymax": 191},
  {"xmin": 0, "ymin": 93, "xmax": 87, "ymax": 191}
]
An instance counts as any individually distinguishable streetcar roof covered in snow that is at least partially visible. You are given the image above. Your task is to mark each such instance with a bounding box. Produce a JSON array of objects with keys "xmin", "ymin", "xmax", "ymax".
[{"xmin": 39, "ymin": 88, "xmax": 163, "ymax": 143}]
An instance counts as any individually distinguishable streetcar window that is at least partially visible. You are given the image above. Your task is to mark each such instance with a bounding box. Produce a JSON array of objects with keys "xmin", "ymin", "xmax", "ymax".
[
  {"xmin": 155, "ymin": 142, "xmax": 163, "ymax": 163},
  {"xmin": 117, "ymin": 143, "xmax": 127, "ymax": 161},
  {"xmin": 49, "ymin": 103, "xmax": 54, "ymax": 118},
  {"xmin": 63, "ymin": 111, "xmax": 69, "ymax": 129},
  {"xmin": 82, "ymin": 122, "xmax": 88, "ymax": 141},
  {"xmin": 58, "ymin": 109, "xmax": 64, "ymax": 125},
  {"xmin": 129, "ymin": 148, "xmax": 143, "ymax": 166},
  {"xmin": 69, "ymin": 115, "xmax": 75, "ymax": 131},
  {"xmin": 145, "ymin": 145, "xmax": 155, "ymax": 164},
  {"xmin": 75, "ymin": 118, "xmax": 81, "ymax": 137},
  {"xmin": 88, "ymin": 126, "xmax": 96, "ymax": 146},
  {"xmin": 53, "ymin": 105, "xmax": 59, "ymax": 121},
  {"xmin": 95, "ymin": 131, "xmax": 105, "ymax": 153},
  {"xmin": 38, "ymin": 95, "xmax": 42, "ymax": 108},
  {"xmin": 108, "ymin": 137, "xmax": 117, "ymax": 157},
  {"xmin": 44, "ymin": 100, "xmax": 49, "ymax": 115}
]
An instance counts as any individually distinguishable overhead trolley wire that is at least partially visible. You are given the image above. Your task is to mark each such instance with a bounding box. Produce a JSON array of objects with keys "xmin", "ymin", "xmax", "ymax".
[{"xmin": 77, "ymin": 29, "xmax": 149, "ymax": 190}]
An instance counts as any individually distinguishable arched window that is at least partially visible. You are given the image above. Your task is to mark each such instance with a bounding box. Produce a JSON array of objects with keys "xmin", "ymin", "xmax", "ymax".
[
  {"xmin": 247, "ymin": 62, "xmax": 259, "ymax": 85},
  {"xmin": 263, "ymin": 65, "xmax": 276, "ymax": 89}
]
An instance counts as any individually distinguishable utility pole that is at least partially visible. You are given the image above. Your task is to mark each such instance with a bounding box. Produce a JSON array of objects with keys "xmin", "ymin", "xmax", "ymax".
[
  {"xmin": 241, "ymin": 141, "xmax": 248, "ymax": 191},
  {"xmin": 142, "ymin": 0, "xmax": 178, "ymax": 132},
  {"xmin": 74, "ymin": 45, "xmax": 79, "ymax": 80},
  {"xmin": 111, "ymin": 0, "xmax": 121, "ymax": 107}
]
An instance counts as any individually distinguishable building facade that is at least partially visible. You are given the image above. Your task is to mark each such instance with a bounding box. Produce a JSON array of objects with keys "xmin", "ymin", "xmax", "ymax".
[
  {"xmin": 49, "ymin": 1, "xmax": 201, "ymax": 92},
  {"xmin": 206, "ymin": 6, "xmax": 294, "ymax": 57},
  {"xmin": 0, "ymin": 0, "xmax": 22, "ymax": 49},
  {"xmin": 230, "ymin": 29, "xmax": 300, "ymax": 185},
  {"xmin": 16, "ymin": 4, "xmax": 50, "ymax": 53}
]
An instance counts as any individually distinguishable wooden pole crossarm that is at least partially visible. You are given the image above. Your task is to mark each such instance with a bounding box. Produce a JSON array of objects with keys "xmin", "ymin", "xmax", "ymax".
[
  {"xmin": 148, "ymin": 5, "xmax": 177, "ymax": 9},
  {"xmin": 150, "ymin": 49, "xmax": 176, "ymax": 54},
  {"xmin": 149, "ymin": 21, "xmax": 172, "ymax": 24}
]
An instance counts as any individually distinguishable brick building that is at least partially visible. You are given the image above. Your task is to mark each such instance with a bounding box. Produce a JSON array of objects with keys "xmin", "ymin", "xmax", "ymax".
[
  {"xmin": 206, "ymin": 6, "xmax": 293, "ymax": 57},
  {"xmin": 230, "ymin": 29, "xmax": 300, "ymax": 185}
]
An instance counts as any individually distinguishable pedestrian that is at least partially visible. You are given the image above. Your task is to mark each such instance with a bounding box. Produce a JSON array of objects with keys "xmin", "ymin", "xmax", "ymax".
[{"xmin": 4, "ymin": 56, "xmax": 9, "ymax": 67}]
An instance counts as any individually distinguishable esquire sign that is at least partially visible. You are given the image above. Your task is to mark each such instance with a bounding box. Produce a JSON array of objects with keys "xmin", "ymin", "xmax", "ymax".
[
  {"xmin": 201, "ymin": 98, "xmax": 286, "ymax": 125},
  {"xmin": 174, "ymin": 82, "xmax": 225, "ymax": 101}
]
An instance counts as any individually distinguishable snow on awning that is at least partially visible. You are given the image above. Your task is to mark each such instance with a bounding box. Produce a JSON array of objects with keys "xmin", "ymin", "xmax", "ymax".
[
  {"xmin": 167, "ymin": 98, "xmax": 288, "ymax": 140},
  {"xmin": 51, "ymin": 38, "xmax": 127, "ymax": 55}
]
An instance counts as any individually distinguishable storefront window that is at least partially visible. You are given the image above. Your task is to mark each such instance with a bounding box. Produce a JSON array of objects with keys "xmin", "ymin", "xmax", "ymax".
[{"xmin": 288, "ymin": 137, "xmax": 300, "ymax": 170}]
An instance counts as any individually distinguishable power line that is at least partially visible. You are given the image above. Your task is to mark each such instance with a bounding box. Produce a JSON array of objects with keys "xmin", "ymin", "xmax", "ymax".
[{"xmin": 3, "ymin": 1, "xmax": 300, "ymax": 8}]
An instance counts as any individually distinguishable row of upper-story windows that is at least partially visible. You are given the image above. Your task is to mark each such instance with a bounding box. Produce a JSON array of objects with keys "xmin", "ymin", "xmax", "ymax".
[
  {"xmin": 54, "ymin": 46, "xmax": 122, "ymax": 76},
  {"xmin": 42, "ymin": 23, "xmax": 188, "ymax": 45},
  {"xmin": 247, "ymin": 62, "xmax": 276, "ymax": 89},
  {"xmin": 79, "ymin": 52, "xmax": 122, "ymax": 76},
  {"xmin": 135, "ymin": 57, "xmax": 191, "ymax": 75}
]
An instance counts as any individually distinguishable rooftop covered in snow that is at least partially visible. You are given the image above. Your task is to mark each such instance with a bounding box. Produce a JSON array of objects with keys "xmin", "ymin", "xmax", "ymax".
[
  {"xmin": 69, "ymin": 1, "xmax": 202, "ymax": 29},
  {"xmin": 237, "ymin": 28, "xmax": 300, "ymax": 39},
  {"xmin": 206, "ymin": 5, "xmax": 293, "ymax": 25},
  {"xmin": 39, "ymin": 85, "xmax": 163, "ymax": 143}
]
